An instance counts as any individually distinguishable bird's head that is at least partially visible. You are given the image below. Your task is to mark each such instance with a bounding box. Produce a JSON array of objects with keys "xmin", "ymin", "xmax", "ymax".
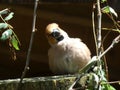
[{"xmin": 45, "ymin": 23, "xmax": 68, "ymax": 45}]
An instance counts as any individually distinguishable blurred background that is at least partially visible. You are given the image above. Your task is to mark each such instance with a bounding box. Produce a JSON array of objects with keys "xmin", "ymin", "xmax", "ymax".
[{"xmin": 0, "ymin": 0, "xmax": 120, "ymax": 89}]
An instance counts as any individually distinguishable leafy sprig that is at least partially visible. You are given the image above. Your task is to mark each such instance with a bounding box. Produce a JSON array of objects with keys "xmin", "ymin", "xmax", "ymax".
[
  {"xmin": 69, "ymin": 0, "xmax": 120, "ymax": 90},
  {"xmin": 0, "ymin": 8, "xmax": 20, "ymax": 60}
]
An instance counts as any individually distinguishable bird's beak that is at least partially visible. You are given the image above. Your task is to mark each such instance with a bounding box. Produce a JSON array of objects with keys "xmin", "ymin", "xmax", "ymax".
[
  {"xmin": 46, "ymin": 28, "xmax": 64, "ymax": 45},
  {"xmin": 50, "ymin": 29, "xmax": 64, "ymax": 41},
  {"xmin": 45, "ymin": 23, "xmax": 65, "ymax": 45}
]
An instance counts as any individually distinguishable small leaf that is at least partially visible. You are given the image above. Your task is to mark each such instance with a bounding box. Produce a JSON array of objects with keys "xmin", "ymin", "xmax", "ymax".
[
  {"xmin": 102, "ymin": 83, "xmax": 116, "ymax": 90},
  {"xmin": 109, "ymin": 7, "xmax": 118, "ymax": 17},
  {"xmin": 102, "ymin": 6, "xmax": 110, "ymax": 13},
  {"xmin": 0, "ymin": 8, "xmax": 9, "ymax": 15},
  {"xmin": 11, "ymin": 36, "xmax": 20, "ymax": 50},
  {"xmin": 101, "ymin": 0, "xmax": 107, "ymax": 3},
  {"xmin": 0, "ymin": 29, "xmax": 13, "ymax": 40},
  {"xmin": 102, "ymin": 6, "xmax": 118, "ymax": 17},
  {"xmin": 108, "ymin": 85, "xmax": 116, "ymax": 90},
  {"xmin": 89, "ymin": 73, "xmax": 99, "ymax": 89},
  {"xmin": 4, "ymin": 12, "xmax": 14, "ymax": 21},
  {"xmin": 0, "ymin": 23, "xmax": 8, "ymax": 30}
]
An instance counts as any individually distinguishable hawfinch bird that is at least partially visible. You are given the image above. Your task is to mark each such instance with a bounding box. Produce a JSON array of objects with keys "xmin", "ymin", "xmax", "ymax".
[{"xmin": 45, "ymin": 23, "xmax": 91, "ymax": 74}]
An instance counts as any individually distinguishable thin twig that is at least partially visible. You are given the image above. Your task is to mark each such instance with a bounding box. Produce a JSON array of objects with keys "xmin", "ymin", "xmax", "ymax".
[
  {"xmin": 99, "ymin": 35, "xmax": 120, "ymax": 82},
  {"xmin": 68, "ymin": 77, "xmax": 80, "ymax": 90},
  {"xmin": 101, "ymin": 80, "xmax": 120, "ymax": 85},
  {"xmin": 82, "ymin": 34, "xmax": 120, "ymax": 73},
  {"xmin": 96, "ymin": 0, "xmax": 102, "ymax": 56},
  {"xmin": 101, "ymin": 27, "xmax": 117, "ymax": 78},
  {"xmin": 106, "ymin": 13, "xmax": 120, "ymax": 28},
  {"xmin": 107, "ymin": 81, "xmax": 120, "ymax": 84},
  {"xmin": 96, "ymin": 2, "xmax": 103, "ymax": 89},
  {"xmin": 17, "ymin": 0, "xmax": 39, "ymax": 89},
  {"xmin": 102, "ymin": 28, "xmax": 120, "ymax": 33},
  {"xmin": 103, "ymin": 1, "xmax": 120, "ymax": 28},
  {"xmin": 101, "ymin": 44, "xmax": 109, "ymax": 80},
  {"xmin": 99, "ymin": 35, "xmax": 120, "ymax": 59},
  {"xmin": 69, "ymin": 34, "xmax": 120, "ymax": 89},
  {"xmin": 92, "ymin": 3, "xmax": 98, "ymax": 55}
]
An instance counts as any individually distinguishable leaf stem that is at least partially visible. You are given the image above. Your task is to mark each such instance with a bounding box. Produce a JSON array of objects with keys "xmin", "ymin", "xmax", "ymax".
[{"xmin": 92, "ymin": 3, "xmax": 98, "ymax": 55}]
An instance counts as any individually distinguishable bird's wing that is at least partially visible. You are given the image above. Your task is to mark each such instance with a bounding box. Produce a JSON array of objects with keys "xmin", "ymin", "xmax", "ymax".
[{"xmin": 66, "ymin": 38, "xmax": 91, "ymax": 68}]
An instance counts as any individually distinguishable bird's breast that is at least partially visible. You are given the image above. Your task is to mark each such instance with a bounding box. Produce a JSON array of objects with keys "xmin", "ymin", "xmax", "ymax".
[{"xmin": 48, "ymin": 38, "xmax": 91, "ymax": 74}]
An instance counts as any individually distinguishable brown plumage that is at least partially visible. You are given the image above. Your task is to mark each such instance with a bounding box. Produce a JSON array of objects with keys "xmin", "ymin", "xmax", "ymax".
[{"xmin": 45, "ymin": 23, "xmax": 91, "ymax": 74}]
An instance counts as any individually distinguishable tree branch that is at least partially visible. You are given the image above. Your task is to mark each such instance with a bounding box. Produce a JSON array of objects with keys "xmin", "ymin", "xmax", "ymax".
[
  {"xmin": 69, "ymin": 34, "xmax": 120, "ymax": 89},
  {"xmin": 17, "ymin": 0, "xmax": 39, "ymax": 90},
  {"xmin": 97, "ymin": 0, "xmax": 102, "ymax": 56}
]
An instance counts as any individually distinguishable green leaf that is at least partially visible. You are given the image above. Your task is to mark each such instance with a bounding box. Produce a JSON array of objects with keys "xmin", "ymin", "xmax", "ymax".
[
  {"xmin": 102, "ymin": 6, "xmax": 110, "ymax": 13},
  {"xmin": 102, "ymin": 6, "xmax": 118, "ymax": 17},
  {"xmin": 0, "ymin": 29, "xmax": 13, "ymax": 40},
  {"xmin": 108, "ymin": 85, "xmax": 116, "ymax": 90},
  {"xmin": 0, "ymin": 23, "xmax": 8, "ymax": 30},
  {"xmin": 102, "ymin": 83, "xmax": 116, "ymax": 90},
  {"xmin": 0, "ymin": 8, "xmax": 9, "ymax": 15},
  {"xmin": 4, "ymin": 12, "xmax": 14, "ymax": 21},
  {"xmin": 79, "ymin": 72, "xmax": 99, "ymax": 89},
  {"xmin": 11, "ymin": 36, "xmax": 20, "ymax": 50},
  {"xmin": 109, "ymin": 7, "xmax": 118, "ymax": 17},
  {"xmin": 88, "ymin": 73, "xmax": 99, "ymax": 89},
  {"xmin": 101, "ymin": 0, "xmax": 107, "ymax": 3}
]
